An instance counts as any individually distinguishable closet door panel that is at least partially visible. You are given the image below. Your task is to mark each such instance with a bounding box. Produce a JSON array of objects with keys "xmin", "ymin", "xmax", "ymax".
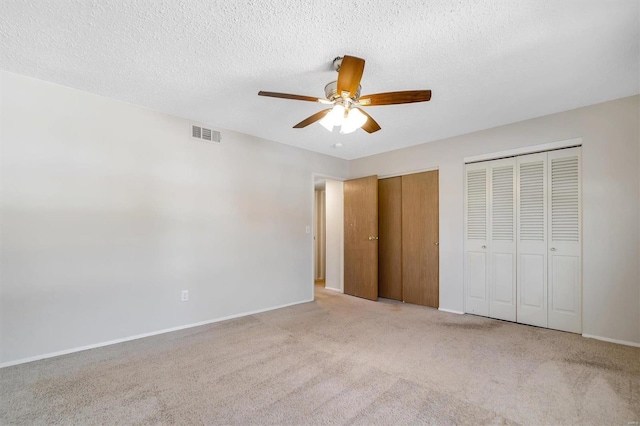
[
  {"xmin": 465, "ymin": 163, "xmax": 489, "ymax": 316},
  {"xmin": 516, "ymin": 152, "xmax": 548, "ymax": 328},
  {"xmin": 488, "ymin": 158, "xmax": 517, "ymax": 321},
  {"xmin": 344, "ymin": 175, "xmax": 379, "ymax": 301},
  {"xmin": 547, "ymin": 147, "xmax": 582, "ymax": 333},
  {"xmin": 378, "ymin": 177, "xmax": 402, "ymax": 301},
  {"xmin": 520, "ymin": 253, "xmax": 546, "ymax": 311},
  {"xmin": 402, "ymin": 170, "xmax": 439, "ymax": 308},
  {"xmin": 493, "ymin": 253, "xmax": 514, "ymax": 303}
]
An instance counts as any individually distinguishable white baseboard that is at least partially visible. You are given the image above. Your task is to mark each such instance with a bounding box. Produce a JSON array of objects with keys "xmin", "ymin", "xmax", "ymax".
[
  {"xmin": 0, "ymin": 298, "xmax": 314, "ymax": 369},
  {"xmin": 323, "ymin": 286, "xmax": 343, "ymax": 293},
  {"xmin": 438, "ymin": 307, "xmax": 465, "ymax": 315},
  {"xmin": 582, "ymin": 333, "xmax": 640, "ymax": 348}
]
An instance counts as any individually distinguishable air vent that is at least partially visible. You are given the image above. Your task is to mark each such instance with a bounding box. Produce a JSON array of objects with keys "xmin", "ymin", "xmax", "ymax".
[{"xmin": 191, "ymin": 124, "xmax": 221, "ymax": 144}]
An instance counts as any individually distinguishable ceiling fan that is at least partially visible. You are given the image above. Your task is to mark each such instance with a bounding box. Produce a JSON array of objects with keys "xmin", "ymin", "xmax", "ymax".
[{"xmin": 258, "ymin": 55, "xmax": 432, "ymax": 134}]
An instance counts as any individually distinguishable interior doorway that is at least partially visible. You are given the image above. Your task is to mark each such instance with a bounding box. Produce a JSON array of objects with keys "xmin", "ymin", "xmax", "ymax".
[
  {"xmin": 314, "ymin": 180, "xmax": 326, "ymax": 286},
  {"xmin": 312, "ymin": 176, "xmax": 344, "ymax": 298}
]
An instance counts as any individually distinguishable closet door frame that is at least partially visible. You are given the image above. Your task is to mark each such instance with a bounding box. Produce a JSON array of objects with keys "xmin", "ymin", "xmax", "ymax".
[
  {"xmin": 378, "ymin": 167, "xmax": 442, "ymax": 306},
  {"xmin": 463, "ymin": 143, "xmax": 583, "ymax": 335}
]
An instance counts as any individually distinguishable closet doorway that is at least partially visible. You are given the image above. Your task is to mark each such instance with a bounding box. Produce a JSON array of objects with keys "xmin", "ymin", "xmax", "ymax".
[
  {"xmin": 313, "ymin": 180, "xmax": 326, "ymax": 285},
  {"xmin": 343, "ymin": 171, "xmax": 440, "ymax": 307},
  {"xmin": 464, "ymin": 146, "xmax": 582, "ymax": 333},
  {"xmin": 378, "ymin": 170, "xmax": 439, "ymax": 308}
]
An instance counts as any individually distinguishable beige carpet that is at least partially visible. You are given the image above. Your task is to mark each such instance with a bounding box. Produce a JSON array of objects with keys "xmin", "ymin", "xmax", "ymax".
[{"xmin": 1, "ymin": 284, "xmax": 639, "ymax": 425}]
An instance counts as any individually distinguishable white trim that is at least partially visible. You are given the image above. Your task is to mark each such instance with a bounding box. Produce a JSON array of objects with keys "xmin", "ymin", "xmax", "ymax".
[
  {"xmin": 463, "ymin": 138, "xmax": 582, "ymax": 164},
  {"xmin": 378, "ymin": 166, "xmax": 439, "ymax": 179},
  {"xmin": 438, "ymin": 307, "xmax": 465, "ymax": 315},
  {"xmin": 582, "ymin": 334, "xmax": 640, "ymax": 348},
  {"xmin": 323, "ymin": 286, "xmax": 343, "ymax": 293},
  {"xmin": 0, "ymin": 298, "xmax": 314, "ymax": 369}
]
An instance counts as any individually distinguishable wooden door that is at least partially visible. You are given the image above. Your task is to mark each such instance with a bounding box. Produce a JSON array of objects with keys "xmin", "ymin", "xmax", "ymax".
[
  {"xmin": 344, "ymin": 175, "xmax": 378, "ymax": 301},
  {"xmin": 547, "ymin": 147, "xmax": 582, "ymax": 333},
  {"xmin": 465, "ymin": 163, "xmax": 490, "ymax": 316},
  {"xmin": 402, "ymin": 171, "xmax": 439, "ymax": 308},
  {"xmin": 378, "ymin": 177, "xmax": 402, "ymax": 300}
]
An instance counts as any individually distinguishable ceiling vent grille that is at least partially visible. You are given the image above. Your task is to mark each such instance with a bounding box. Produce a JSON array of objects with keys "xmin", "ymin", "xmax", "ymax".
[{"xmin": 191, "ymin": 124, "xmax": 221, "ymax": 144}]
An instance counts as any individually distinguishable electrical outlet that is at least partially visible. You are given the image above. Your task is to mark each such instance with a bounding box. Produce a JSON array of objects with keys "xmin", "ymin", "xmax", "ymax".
[{"xmin": 181, "ymin": 290, "xmax": 189, "ymax": 302}]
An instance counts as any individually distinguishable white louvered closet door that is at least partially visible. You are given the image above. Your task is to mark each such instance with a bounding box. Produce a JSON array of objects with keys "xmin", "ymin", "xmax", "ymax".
[
  {"xmin": 547, "ymin": 147, "xmax": 582, "ymax": 333},
  {"xmin": 516, "ymin": 152, "xmax": 548, "ymax": 328},
  {"xmin": 465, "ymin": 162, "xmax": 489, "ymax": 316},
  {"xmin": 488, "ymin": 158, "xmax": 517, "ymax": 321}
]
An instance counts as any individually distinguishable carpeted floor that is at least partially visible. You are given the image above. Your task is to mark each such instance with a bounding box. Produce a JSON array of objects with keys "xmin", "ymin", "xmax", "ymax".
[{"xmin": 1, "ymin": 284, "xmax": 639, "ymax": 425}]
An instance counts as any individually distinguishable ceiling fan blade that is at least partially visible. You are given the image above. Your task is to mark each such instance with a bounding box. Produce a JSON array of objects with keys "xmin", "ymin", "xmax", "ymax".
[
  {"xmin": 358, "ymin": 109, "xmax": 381, "ymax": 133},
  {"xmin": 293, "ymin": 108, "xmax": 332, "ymax": 128},
  {"xmin": 337, "ymin": 55, "xmax": 365, "ymax": 98},
  {"xmin": 258, "ymin": 91, "xmax": 322, "ymax": 103},
  {"xmin": 358, "ymin": 90, "xmax": 432, "ymax": 106}
]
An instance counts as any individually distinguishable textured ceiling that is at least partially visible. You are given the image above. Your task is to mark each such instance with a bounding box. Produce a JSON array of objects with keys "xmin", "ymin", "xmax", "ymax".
[{"xmin": 1, "ymin": 1, "xmax": 638, "ymax": 160}]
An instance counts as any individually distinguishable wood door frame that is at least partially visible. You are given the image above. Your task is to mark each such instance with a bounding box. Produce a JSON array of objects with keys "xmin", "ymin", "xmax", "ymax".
[
  {"xmin": 311, "ymin": 173, "xmax": 346, "ymax": 296},
  {"xmin": 377, "ymin": 167, "xmax": 440, "ymax": 308},
  {"xmin": 378, "ymin": 166, "xmax": 439, "ymax": 179}
]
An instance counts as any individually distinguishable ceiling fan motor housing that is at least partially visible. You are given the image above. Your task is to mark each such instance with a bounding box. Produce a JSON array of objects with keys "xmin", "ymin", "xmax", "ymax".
[{"xmin": 324, "ymin": 81, "xmax": 361, "ymax": 102}]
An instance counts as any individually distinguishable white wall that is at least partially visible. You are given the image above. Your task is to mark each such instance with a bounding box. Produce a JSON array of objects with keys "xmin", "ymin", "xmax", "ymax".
[
  {"xmin": 324, "ymin": 180, "xmax": 344, "ymax": 292},
  {"xmin": 0, "ymin": 71, "xmax": 349, "ymax": 364},
  {"xmin": 350, "ymin": 95, "xmax": 640, "ymax": 345}
]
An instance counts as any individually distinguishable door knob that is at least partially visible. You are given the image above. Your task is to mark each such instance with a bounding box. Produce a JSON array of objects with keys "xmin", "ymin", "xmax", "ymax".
[
  {"xmin": 550, "ymin": 247, "xmax": 556, "ymax": 251},
  {"xmin": 435, "ymin": 242, "xmax": 439, "ymax": 246},
  {"xmin": 481, "ymin": 245, "xmax": 486, "ymax": 249}
]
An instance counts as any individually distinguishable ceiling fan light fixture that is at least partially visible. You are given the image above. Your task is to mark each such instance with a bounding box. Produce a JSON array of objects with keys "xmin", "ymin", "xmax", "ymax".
[
  {"xmin": 328, "ymin": 104, "xmax": 346, "ymax": 126},
  {"xmin": 340, "ymin": 107, "xmax": 368, "ymax": 134},
  {"xmin": 318, "ymin": 114, "xmax": 335, "ymax": 131}
]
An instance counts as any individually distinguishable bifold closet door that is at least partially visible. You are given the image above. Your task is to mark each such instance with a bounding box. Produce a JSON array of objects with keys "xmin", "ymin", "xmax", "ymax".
[
  {"xmin": 378, "ymin": 177, "xmax": 402, "ymax": 301},
  {"xmin": 547, "ymin": 147, "xmax": 582, "ymax": 333},
  {"xmin": 402, "ymin": 170, "xmax": 439, "ymax": 308},
  {"xmin": 466, "ymin": 147, "xmax": 582, "ymax": 332},
  {"xmin": 465, "ymin": 163, "xmax": 489, "ymax": 316},
  {"xmin": 516, "ymin": 152, "xmax": 548, "ymax": 328},
  {"xmin": 488, "ymin": 158, "xmax": 517, "ymax": 322},
  {"xmin": 465, "ymin": 159, "xmax": 516, "ymax": 320}
]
